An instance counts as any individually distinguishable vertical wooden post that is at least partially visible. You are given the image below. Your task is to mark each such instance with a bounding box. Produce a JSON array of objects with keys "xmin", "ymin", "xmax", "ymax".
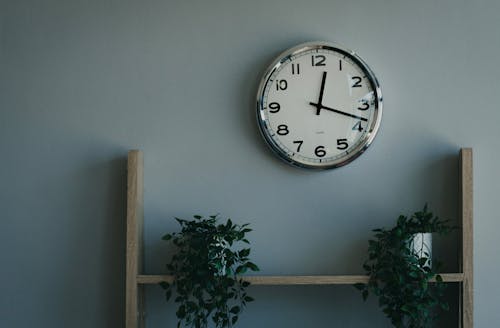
[
  {"xmin": 459, "ymin": 148, "xmax": 473, "ymax": 328},
  {"xmin": 126, "ymin": 150, "xmax": 145, "ymax": 328}
]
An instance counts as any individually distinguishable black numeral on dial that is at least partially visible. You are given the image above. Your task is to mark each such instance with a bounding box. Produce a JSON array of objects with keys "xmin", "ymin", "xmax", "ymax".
[
  {"xmin": 293, "ymin": 140, "xmax": 303, "ymax": 152},
  {"xmin": 276, "ymin": 79, "xmax": 288, "ymax": 91},
  {"xmin": 352, "ymin": 121, "xmax": 364, "ymax": 132},
  {"xmin": 352, "ymin": 76, "xmax": 362, "ymax": 88},
  {"xmin": 292, "ymin": 63, "xmax": 300, "ymax": 75},
  {"xmin": 268, "ymin": 102, "xmax": 280, "ymax": 113},
  {"xmin": 315, "ymin": 146, "xmax": 326, "ymax": 157},
  {"xmin": 337, "ymin": 139, "xmax": 348, "ymax": 150},
  {"xmin": 357, "ymin": 100, "xmax": 369, "ymax": 110},
  {"xmin": 277, "ymin": 124, "xmax": 289, "ymax": 136},
  {"xmin": 311, "ymin": 55, "xmax": 326, "ymax": 66}
]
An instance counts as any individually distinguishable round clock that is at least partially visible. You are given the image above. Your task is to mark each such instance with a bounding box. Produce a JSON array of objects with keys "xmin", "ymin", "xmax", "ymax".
[{"xmin": 256, "ymin": 41, "xmax": 383, "ymax": 169}]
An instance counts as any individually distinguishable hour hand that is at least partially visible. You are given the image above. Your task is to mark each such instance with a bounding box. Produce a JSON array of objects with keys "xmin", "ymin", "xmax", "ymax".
[
  {"xmin": 308, "ymin": 102, "xmax": 368, "ymax": 122},
  {"xmin": 312, "ymin": 71, "xmax": 327, "ymax": 115}
]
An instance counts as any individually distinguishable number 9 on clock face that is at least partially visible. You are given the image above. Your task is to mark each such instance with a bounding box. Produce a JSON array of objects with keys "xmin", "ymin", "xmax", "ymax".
[{"xmin": 256, "ymin": 41, "xmax": 383, "ymax": 169}]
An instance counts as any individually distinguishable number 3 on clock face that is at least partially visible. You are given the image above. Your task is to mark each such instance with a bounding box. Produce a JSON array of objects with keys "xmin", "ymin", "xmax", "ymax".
[{"xmin": 256, "ymin": 41, "xmax": 383, "ymax": 170}]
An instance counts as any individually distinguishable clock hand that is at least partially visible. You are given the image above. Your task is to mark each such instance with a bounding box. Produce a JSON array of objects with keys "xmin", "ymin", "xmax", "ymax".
[
  {"xmin": 312, "ymin": 71, "xmax": 327, "ymax": 116},
  {"xmin": 308, "ymin": 102, "xmax": 368, "ymax": 122}
]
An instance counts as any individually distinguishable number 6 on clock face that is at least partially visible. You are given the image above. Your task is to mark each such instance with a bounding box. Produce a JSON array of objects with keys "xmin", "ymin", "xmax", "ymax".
[{"xmin": 256, "ymin": 41, "xmax": 383, "ymax": 169}]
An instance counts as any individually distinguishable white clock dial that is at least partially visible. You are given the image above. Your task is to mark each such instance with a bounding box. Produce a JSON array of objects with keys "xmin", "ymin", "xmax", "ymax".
[{"xmin": 256, "ymin": 41, "xmax": 382, "ymax": 169}]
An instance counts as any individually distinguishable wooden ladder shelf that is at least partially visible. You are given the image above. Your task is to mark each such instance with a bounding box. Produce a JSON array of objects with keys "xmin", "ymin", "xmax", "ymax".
[{"xmin": 125, "ymin": 148, "xmax": 473, "ymax": 328}]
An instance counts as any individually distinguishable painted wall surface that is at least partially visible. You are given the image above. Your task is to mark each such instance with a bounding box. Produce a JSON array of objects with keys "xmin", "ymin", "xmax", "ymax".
[{"xmin": 1, "ymin": 0, "xmax": 498, "ymax": 327}]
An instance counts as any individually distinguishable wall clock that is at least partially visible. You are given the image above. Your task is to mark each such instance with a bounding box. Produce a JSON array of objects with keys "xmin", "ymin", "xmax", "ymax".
[{"xmin": 256, "ymin": 41, "xmax": 383, "ymax": 169}]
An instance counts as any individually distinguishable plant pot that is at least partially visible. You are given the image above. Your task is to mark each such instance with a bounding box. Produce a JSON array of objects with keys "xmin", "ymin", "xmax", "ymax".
[{"xmin": 410, "ymin": 233, "xmax": 432, "ymax": 268}]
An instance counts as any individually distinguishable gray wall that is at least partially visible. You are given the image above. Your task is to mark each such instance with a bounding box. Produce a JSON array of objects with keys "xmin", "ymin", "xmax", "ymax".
[{"xmin": 1, "ymin": 0, "xmax": 498, "ymax": 327}]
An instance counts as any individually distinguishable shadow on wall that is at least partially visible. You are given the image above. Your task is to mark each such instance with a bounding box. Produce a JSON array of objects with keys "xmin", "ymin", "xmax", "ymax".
[{"xmin": 57, "ymin": 152, "xmax": 128, "ymax": 326}]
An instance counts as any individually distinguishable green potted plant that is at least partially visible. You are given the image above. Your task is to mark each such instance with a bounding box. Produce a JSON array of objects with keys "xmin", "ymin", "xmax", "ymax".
[
  {"xmin": 160, "ymin": 215, "xmax": 259, "ymax": 328},
  {"xmin": 355, "ymin": 205, "xmax": 454, "ymax": 328}
]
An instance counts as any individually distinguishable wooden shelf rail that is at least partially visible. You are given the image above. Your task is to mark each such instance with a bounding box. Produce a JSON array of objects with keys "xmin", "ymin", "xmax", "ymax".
[
  {"xmin": 126, "ymin": 148, "xmax": 473, "ymax": 328},
  {"xmin": 137, "ymin": 273, "xmax": 465, "ymax": 285}
]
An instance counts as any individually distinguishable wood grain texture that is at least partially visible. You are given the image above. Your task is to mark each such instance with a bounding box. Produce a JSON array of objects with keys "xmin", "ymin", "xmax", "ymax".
[
  {"xmin": 136, "ymin": 273, "xmax": 464, "ymax": 285},
  {"xmin": 126, "ymin": 150, "xmax": 144, "ymax": 328},
  {"xmin": 460, "ymin": 148, "xmax": 473, "ymax": 328}
]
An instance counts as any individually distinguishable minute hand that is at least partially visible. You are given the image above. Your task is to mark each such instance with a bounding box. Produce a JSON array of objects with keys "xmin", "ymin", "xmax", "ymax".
[{"xmin": 308, "ymin": 102, "xmax": 367, "ymax": 122}]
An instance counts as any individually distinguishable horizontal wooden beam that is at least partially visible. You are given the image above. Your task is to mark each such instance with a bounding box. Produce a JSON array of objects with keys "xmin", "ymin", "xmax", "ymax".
[{"xmin": 137, "ymin": 273, "xmax": 464, "ymax": 285}]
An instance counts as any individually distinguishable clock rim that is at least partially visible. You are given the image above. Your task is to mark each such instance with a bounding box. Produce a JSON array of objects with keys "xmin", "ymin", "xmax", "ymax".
[{"xmin": 256, "ymin": 40, "xmax": 383, "ymax": 170}]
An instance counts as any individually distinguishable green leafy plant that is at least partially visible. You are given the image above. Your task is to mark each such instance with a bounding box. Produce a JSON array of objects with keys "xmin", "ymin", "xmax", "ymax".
[
  {"xmin": 160, "ymin": 215, "xmax": 259, "ymax": 328},
  {"xmin": 355, "ymin": 205, "xmax": 454, "ymax": 328}
]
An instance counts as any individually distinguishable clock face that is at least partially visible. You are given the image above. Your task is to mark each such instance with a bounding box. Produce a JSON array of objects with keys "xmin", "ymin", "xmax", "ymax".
[{"xmin": 256, "ymin": 41, "xmax": 382, "ymax": 169}]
